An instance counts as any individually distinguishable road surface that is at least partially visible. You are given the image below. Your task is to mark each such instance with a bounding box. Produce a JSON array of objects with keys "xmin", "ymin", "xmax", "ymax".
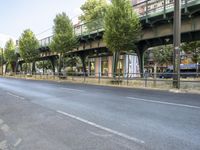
[{"xmin": 0, "ymin": 77, "xmax": 200, "ymax": 150}]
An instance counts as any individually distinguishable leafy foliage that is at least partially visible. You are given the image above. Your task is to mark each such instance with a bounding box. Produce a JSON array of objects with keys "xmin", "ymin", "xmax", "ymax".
[
  {"xmin": 4, "ymin": 39, "xmax": 17, "ymax": 72},
  {"xmin": 19, "ymin": 29, "xmax": 39, "ymax": 63},
  {"xmin": 4, "ymin": 39, "xmax": 17, "ymax": 64},
  {"xmin": 152, "ymin": 45, "xmax": 173, "ymax": 66},
  {"xmin": 0, "ymin": 48, "xmax": 5, "ymax": 65},
  {"xmin": 36, "ymin": 60, "xmax": 52, "ymax": 70},
  {"xmin": 50, "ymin": 12, "xmax": 78, "ymax": 54},
  {"xmin": 64, "ymin": 56, "xmax": 80, "ymax": 68},
  {"xmin": 181, "ymin": 41, "xmax": 200, "ymax": 63},
  {"xmin": 103, "ymin": 0, "xmax": 141, "ymax": 75},
  {"xmin": 79, "ymin": 0, "xmax": 108, "ymax": 24},
  {"xmin": 50, "ymin": 12, "xmax": 78, "ymax": 72}
]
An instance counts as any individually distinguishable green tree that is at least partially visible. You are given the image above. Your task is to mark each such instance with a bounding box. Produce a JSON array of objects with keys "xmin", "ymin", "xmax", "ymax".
[
  {"xmin": 36, "ymin": 60, "xmax": 53, "ymax": 73},
  {"xmin": 50, "ymin": 12, "xmax": 78, "ymax": 73},
  {"xmin": 4, "ymin": 39, "xmax": 17, "ymax": 72},
  {"xmin": 19, "ymin": 29, "xmax": 39, "ymax": 73},
  {"xmin": 152, "ymin": 45, "xmax": 173, "ymax": 66},
  {"xmin": 0, "ymin": 48, "xmax": 5, "ymax": 64},
  {"xmin": 181, "ymin": 41, "xmax": 200, "ymax": 63},
  {"xmin": 79, "ymin": 0, "xmax": 108, "ymax": 31},
  {"xmin": 0, "ymin": 48, "xmax": 5, "ymax": 75},
  {"xmin": 104, "ymin": 0, "xmax": 141, "ymax": 77}
]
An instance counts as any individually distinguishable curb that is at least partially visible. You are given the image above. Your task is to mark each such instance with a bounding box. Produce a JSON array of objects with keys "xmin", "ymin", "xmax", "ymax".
[{"xmin": 1, "ymin": 76, "xmax": 200, "ymax": 95}]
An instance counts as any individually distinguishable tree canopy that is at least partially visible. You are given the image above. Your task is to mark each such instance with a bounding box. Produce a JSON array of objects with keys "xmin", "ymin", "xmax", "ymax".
[
  {"xmin": 4, "ymin": 39, "xmax": 17, "ymax": 72},
  {"xmin": 103, "ymin": 0, "xmax": 141, "ymax": 75},
  {"xmin": 181, "ymin": 41, "xmax": 200, "ymax": 63},
  {"xmin": 79, "ymin": 0, "xmax": 108, "ymax": 22},
  {"xmin": 0, "ymin": 48, "xmax": 5, "ymax": 65},
  {"xmin": 4, "ymin": 39, "xmax": 17, "ymax": 64},
  {"xmin": 79, "ymin": 0, "xmax": 108, "ymax": 31},
  {"xmin": 50, "ymin": 12, "xmax": 78, "ymax": 72},
  {"xmin": 152, "ymin": 45, "xmax": 173, "ymax": 66},
  {"xmin": 19, "ymin": 29, "xmax": 39, "ymax": 63}
]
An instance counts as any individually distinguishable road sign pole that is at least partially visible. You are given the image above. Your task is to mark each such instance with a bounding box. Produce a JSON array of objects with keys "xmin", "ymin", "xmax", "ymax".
[{"xmin": 173, "ymin": 0, "xmax": 181, "ymax": 89}]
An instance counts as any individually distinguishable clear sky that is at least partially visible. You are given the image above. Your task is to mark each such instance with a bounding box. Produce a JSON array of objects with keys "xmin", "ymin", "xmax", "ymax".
[{"xmin": 0, "ymin": 0, "xmax": 85, "ymax": 41}]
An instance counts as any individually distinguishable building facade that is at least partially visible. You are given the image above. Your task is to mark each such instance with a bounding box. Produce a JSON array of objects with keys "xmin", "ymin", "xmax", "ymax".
[{"xmin": 87, "ymin": 54, "xmax": 140, "ymax": 77}]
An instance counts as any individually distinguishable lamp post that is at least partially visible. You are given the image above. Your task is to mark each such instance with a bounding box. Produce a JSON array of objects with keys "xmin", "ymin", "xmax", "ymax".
[{"xmin": 173, "ymin": 0, "xmax": 181, "ymax": 89}]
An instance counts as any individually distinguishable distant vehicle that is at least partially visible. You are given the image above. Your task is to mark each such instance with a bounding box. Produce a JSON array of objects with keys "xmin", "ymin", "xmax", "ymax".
[{"xmin": 160, "ymin": 64, "xmax": 200, "ymax": 78}]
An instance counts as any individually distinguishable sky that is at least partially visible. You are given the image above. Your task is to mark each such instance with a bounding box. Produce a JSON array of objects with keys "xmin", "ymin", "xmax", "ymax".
[{"xmin": 0, "ymin": 0, "xmax": 85, "ymax": 47}]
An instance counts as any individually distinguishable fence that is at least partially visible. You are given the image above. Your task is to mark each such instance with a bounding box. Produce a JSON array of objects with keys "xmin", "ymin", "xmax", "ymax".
[{"xmin": 2, "ymin": 72, "xmax": 200, "ymax": 91}]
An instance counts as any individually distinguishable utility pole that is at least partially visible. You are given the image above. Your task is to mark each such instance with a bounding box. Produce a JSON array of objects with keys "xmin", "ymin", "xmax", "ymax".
[{"xmin": 173, "ymin": 0, "xmax": 181, "ymax": 89}]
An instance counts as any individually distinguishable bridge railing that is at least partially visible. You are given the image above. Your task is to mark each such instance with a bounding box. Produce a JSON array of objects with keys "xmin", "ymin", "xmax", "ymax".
[
  {"xmin": 39, "ymin": 0, "xmax": 197, "ymax": 47},
  {"xmin": 133, "ymin": 0, "xmax": 196, "ymax": 17},
  {"xmin": 39, "ymin": 36, "xmax": 53, "ymax": 47},
  {"xmin": 74, "ymin": 18, "xmax": 104, "ymax": 37}
]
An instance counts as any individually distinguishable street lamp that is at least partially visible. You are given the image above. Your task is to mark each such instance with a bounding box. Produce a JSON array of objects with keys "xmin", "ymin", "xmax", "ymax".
[{"xmin": 173, "ymin": 0, "xmax": 181, "ymax": 89}]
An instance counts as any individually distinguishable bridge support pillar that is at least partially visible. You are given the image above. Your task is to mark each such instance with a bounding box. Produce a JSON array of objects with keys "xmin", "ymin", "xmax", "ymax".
[
  {"xmin": 79, "ymin": 53, "xmax": 87, "ymax": 74},
  {"xmin": 32, "ymin": 62, "xmax": 36, "ymax": 74},
  {"xmin": 50, "ymin": 57, "xmax": 56, "ymax": 75},
  {"xmin": 136, "ymin": 45, "xmax": 147, "ymax": 77}
]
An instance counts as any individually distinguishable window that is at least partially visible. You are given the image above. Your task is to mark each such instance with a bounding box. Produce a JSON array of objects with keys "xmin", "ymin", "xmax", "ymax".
[{"xmin": 101, "ymin": 57, "xmax": 108, "ymax": 76}]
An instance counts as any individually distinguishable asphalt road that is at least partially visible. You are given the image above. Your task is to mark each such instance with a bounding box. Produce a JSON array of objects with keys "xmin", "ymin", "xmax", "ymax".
[{"xmin": 0, "ymin": 77, "xmax": 200, "ymax": 150}]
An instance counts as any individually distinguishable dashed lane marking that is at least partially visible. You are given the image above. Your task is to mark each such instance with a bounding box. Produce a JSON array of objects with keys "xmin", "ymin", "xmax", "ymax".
[
  {"xmin": 7, "ymin": 92, "xmax": 25, "ymax": 100},
  {"xmin": 57, "ymin": 110, "xmax": 145, "ymax": 144},
  {"xmin": 14, "ymin": 138, "xmax": 22, "ymax": 147},
  {"xmin": 59, "ymin": 87, "xmax": 85, "ymax": 92}
]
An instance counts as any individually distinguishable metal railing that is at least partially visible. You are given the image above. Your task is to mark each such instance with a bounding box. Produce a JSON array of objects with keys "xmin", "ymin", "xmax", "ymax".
[
  {"xmin": 2, "ymin": 72, "xmax": 200, "ymax": 90},
  {"xmin": 133, "ymin": 0, "xmax": 196, "ymax": 17},
  {"xmin": 38, "ymin": 0, "xmax": 198, "ymax": 47}
]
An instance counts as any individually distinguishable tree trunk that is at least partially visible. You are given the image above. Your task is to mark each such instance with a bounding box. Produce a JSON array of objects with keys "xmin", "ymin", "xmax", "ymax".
[
  {"xmin": 5, "ymin": 63, "xmax": 8, "ymax": 74},
  {"xmin": 11, "ymin": 62, "xmax": 15, "ymax": 73},
  {"xmin": 42, "ymin": 61, "xmax": 45, "ymax": 75},
  {"xmin": 50, "ymin": 57, "xmax": 55, "ymax": 75},
  {"xmin": 58, "ymin": 54, "xmax": 62, "ymax": 75},
  {"xmin": 112, "ymin": 51, "xmax": 120, "ymax": 79},
  {"xmin": 15, "ymin": 61, "xmax": 18, "ymax": 73},
  {"xmin": 25, "ymin": 63, "xmax": 28, "ymax": 74},
  {"xmin": 80, "ymin": 54, "xmax": 86, "ymax": 75},
  {"xmin": 32, "ymin": 61, "xmax": 36, "ymax": 74}
]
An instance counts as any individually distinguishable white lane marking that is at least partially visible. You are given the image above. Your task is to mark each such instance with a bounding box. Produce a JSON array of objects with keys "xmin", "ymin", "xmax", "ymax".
[
  {"xmin": 14, "ymin": 138, "xmax": 22, "ymax": 147},
  {"xmin": 59, "ymin": 87, "xmax": 85, "ymax": 92},
  {"xmin": 0, "ymin": 140, "xmax": 8, "ymax": 150},
  {"xmin": 127, "ymin": 97, "xmax": 200, "ymax": 109},
  {"xmin": 57, "ymin": 110, "xmax": 144, "ymax": 144},
  {"xmin": 7, "ymin": 92, "xmax": 25, "ymax": 100},
  {"xmin": 0, "ymin": 119, "xmax": 4, "ymax": 125},
  {"xmin": 89, "ymin": 131, "xmax": 112, "ymax": 137},
  {"xmin": 1, "ymin": 124, "xmax": 10, "ymax": 132}
]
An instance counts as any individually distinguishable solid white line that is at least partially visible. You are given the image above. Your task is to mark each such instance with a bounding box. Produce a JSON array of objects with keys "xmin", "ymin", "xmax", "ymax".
[
  {"xmin": 57, "ymin": 110, "xmax": 145, "ymax": 144},
  {"xmin": 0, "ymin": 119, "xmax": 4, "ymax": 125},
  {"xmin": 59, "ymin": 87, "xmax": 85, "ymax": 92},
  {"xmin": 7, "ymin": 92, "xmax": 25, "ymax": 100},
  {"xmin": 127, "ymin": 97, "xmax": 200, "ymax": 109}
]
